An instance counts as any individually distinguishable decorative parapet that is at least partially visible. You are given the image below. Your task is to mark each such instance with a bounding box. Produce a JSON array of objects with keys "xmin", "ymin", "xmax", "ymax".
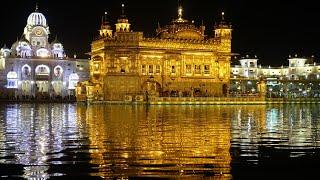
[
  {"xmin": 139, "ymin": 38, "xmax": 218, "ymax": 51},
  {"xmin": 92, "ymin": 37, "xmax": 222, "ymax": 52}
]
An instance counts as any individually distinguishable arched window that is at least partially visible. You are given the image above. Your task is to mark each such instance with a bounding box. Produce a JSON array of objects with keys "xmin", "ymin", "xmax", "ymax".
[
  {"xmin": 54, "ymin": 65, "xmax": 63, "ymax": 77},
  {"xmin": 94, "ymin": 63, "xmax": 100, "ymax": 71},
  {"xmin": 92, "ymin": 56, "xmax": 102, "ymax": 73},
  {"xmin": 21, "ymin": 64, "xmax": 31, "ymax": 77},
  {"xmin": 36, "ymin": 48, "xmax": 49, "ymax": 58},
  {"xmin": 68, "ymin": 73, "xmax": 79, "ymax": 89},
  {"xmin": 35, "ymin": 65, "xmax": 50, "ymax": 76},
  {"xmin": 7, "ymin": 71, "xmax": 18, "ymax": 89}
]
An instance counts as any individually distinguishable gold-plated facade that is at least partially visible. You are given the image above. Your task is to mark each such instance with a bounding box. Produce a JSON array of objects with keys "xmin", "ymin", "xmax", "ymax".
[{"xmin": 77, "ymin": 6, "xmax": 232, "ymax": 102}]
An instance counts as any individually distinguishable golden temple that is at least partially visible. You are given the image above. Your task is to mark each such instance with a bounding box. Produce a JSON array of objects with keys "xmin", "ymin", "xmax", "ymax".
[{"xmin": 77, "ymin": 3, "xmax": 232, "ymax": 102}]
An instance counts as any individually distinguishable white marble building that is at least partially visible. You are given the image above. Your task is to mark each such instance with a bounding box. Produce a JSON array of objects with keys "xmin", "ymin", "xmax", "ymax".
[
  {"xmin": 230, "ymin": 55, "xmax": 320, "ymax": 97},
  {"xmin": 0, "ymin": 6, "xmax": 89, "ymax": 100},
  {"xmin": 231, "ymin": 55, "xmax": 320, "ymax": 80}
]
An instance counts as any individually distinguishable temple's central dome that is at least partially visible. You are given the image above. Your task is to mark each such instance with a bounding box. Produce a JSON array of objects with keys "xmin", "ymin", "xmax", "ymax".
[
  {"xmin": 27, "ymin": 7, "xmax": 47, "ymax": 27},
  {"xmin": 156, "ymin": 5, "xmax": 205, "ymax": 40}
]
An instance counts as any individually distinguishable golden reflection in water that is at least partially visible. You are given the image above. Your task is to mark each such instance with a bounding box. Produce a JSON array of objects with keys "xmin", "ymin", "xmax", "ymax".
[
  {"xmin": 1, "ymin": 104, "xmax": 320, "ymax": 178},
  {"xmin": 79, "ymin": 105, "xmax": 235, "ymax": 179}
]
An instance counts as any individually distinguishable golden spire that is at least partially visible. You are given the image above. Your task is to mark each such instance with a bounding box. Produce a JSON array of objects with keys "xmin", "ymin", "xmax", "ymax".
[
  {"xmin": 221, "ymin": 11, "xmax": 225, "ymax": 21},
  {"xmin": 101, "ymin": 11, "xmax": 107, "ymax": 24},
  {"xmin": 215, "ymin": 11, "xmax": 231, "ymax": 29},
  {"xmin": 116, "ymin": 3, "xmax": 130, "ymax": 32},
  {"xmin": 177, "ymin": 0, "xmax": 183, "ymax": 19},
  {"xmin": 178, "ymin": 7, "xmax": 183, "ymax": 19},
  {"xmin": 119, "ymin": 3, "xmax": 128, "ymax": 20},
  {"xmin": 121, "ymin": 3, "xmax": 125, "ymax": 16},
  {"xmin": 100, "ymin": 11, "xmax": 112, "ymax": 37}
]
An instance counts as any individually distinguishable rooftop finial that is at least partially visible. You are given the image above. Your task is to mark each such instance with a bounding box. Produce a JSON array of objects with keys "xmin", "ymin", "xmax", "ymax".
[
  {"xmin": 221, "ymin": 11, "xmax": 225, "ymax": 21},
  {"xmin": 121, "ymin": 3, "xmax": 125, "ymax": 15},
  {"xmin": 102, "ymin": 11, "xmax": 108, "ymax": 24},
  {"xmin": 35, "ymin": 3, "xmax": 39, "ymax": 12},
  {"xmin": 178, "ymin": 0, "xmax": 183, "ymax": 19}
]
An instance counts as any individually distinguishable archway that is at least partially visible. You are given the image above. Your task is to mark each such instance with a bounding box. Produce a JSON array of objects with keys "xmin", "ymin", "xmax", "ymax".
[
  {"xmin": 21, "ymin": 80, "xmax": 32, "ymax": 96},
  {"xmin": 21, "ymin": 64, "xmax": 31, "ymax": 77},
  {"xmin": 53, "ymin": 65, "xmax": 63, "ymax": 77},
  {"xmin": 7, "ymin": 71, "xmax": 18, "ymax": 89},
  {"xmin": 52, "ymin": 81, "xmax": 63, "ymax": 96},
  {"xmin": 142, "ymin": 79, "xmax": 161, "ymax": 96},
  {"xmin": 35, "ymin": 65, "xmax": 50, "ymax": 76}
]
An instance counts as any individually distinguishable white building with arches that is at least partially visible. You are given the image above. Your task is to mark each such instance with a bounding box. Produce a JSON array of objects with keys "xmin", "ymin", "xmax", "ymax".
[
  {"xmin": 230, "ymin": 55, "xmax": 320, "ymax": 97},
  {"xmin": 0, "ymin": 6, "xmax": 89, "ymax": 100}
]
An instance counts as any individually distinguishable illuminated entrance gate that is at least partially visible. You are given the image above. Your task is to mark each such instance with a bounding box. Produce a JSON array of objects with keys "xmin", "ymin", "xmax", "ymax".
[
  {"xmin": 21, "ymin": 81, "xmax": 32, "ymax": 96},
  {"xmin": 35, "ymin": 65, "xmax": 50, "ymax": 98},
  {"xmin": 36, "ymin": 81, "xmax": 49, "ymax": 93},
  {"xmin": 52, "ymin": 81, "xmax": 63, "ymax": 96}
]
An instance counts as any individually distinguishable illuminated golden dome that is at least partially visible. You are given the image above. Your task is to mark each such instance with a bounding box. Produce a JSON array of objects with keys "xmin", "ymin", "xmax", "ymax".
[{"xmin": 156, "ymin": 5, "xmax": 205, "ymax": 40}]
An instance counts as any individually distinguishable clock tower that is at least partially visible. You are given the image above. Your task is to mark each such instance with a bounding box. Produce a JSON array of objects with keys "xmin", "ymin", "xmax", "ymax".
[{"xmin": 23, "ymin": 5, "xmax": 50, "ymax": 51}]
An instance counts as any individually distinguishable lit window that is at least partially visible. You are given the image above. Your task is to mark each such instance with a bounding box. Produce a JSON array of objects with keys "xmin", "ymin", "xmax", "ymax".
[
  {"xmin": 186, "ymin": 65, "xmax": 191, "ymax": 74},
  {"xmin": 195, "ymin": 65, "xmax": 201, "ymax": 74},
  {"xmin": 121, "ymin": 66, "xmax": 125, "ymax": 73},
  {"xmin": 156, "ymin": 65, "xmax": 160, "ymax": 74},
  {"xmin": 149, "ymin": 65, "xmax": 153, "ymax": 74},
  {"xmin": 171, "ymin": 66, "xmax": 176, "ymax": 74},
  {"xmin": 54, "ymin": 66, "xmax": 63, "ymax": 77},
  {"xmin": 7, "ymin": 71, "xmax": 18, "ymax": 89},
  {"xmin": 204, "ymin": 65, "xmax": 210, "ymax": 74},
  {"xmin": 141, "ymin": 65, "xmax": 146, "ymax": 74},
  {"xmin": 94, "ymin": 63, "xmax": 99, "ymax": 72},
  {"xmin": 21, "ymin": 64, "xmax": 31, "ymax": 77},
  {"xmin": 68, "ymin": 73, "xmax": 79, "ymax": 90},
  {"xmin": 35, "ymin": 65, "xmax": 50, "ymax": 75},
  {"xmin": 36, "ymin": 48, "xmax": 49, "ymax": 57}
]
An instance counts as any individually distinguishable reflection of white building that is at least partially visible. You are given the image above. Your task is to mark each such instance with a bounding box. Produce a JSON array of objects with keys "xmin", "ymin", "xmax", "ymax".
[
  {"xmin": 0, "ymin": 6, "xmax": 89, "ymax": 99},
  {"xmin": 231, "ymin": 55, "xmax": 320, "ymax": 80}
]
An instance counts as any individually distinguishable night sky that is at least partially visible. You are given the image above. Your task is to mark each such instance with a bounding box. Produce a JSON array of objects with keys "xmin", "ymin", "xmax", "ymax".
[{"xmin": 1, "ymin": 0, "xmax": 320, "ymax": 66}]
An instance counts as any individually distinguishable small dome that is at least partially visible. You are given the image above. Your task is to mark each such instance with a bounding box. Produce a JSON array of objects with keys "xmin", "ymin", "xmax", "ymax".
[
  {"xmin": 17, "ymin": 39, "xmax": 31, "ymax": 50},
  {"xmin": 51, "ymin": 36, "xmax": 62, "ymax": 47},
  {"xmin": 52, "ymin": 42, "xmax": 63, "ymax": 50},
  {"xmin": 27, "ymin": 8, "xmax": 47, "ymax": 27},
  {"xmin": 2, "ymin": 44, "xmax": 9, "ymax": 50},
  {"xmin": 1, "ymin": 45, "xmax": 10, "ymax": 55}
]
